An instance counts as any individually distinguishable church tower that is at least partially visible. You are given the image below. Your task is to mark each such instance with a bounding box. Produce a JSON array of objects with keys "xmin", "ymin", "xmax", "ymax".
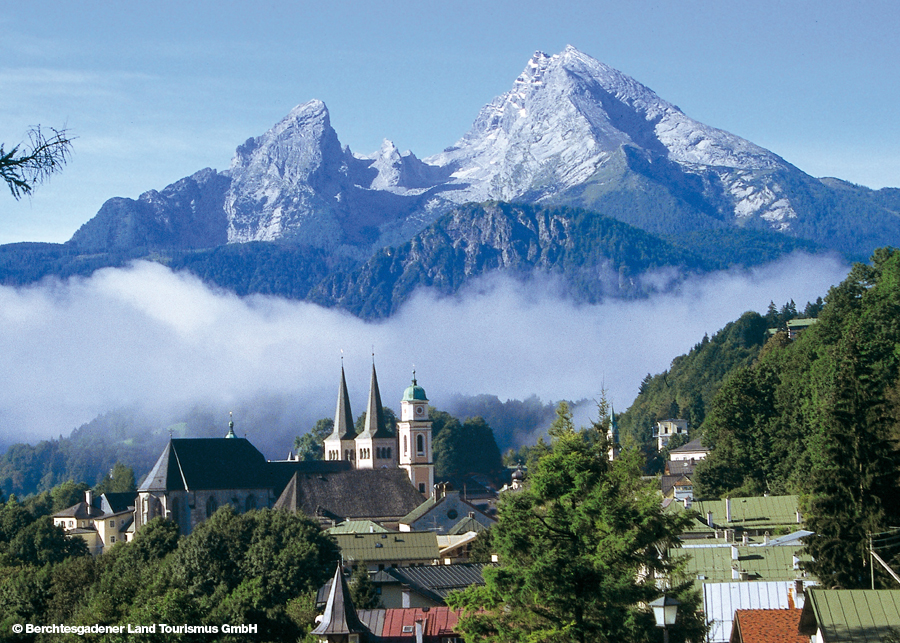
[
  {"xmin": 355, "ymin": 362, "xmax": 398, "ymax": 469},
  {"xmin": 608, "ymin": 403, "xmax": 621, "ymax": 462},
  {"xmin": 397, "ymin": 372, "xmax": 434, "ymax": 497},
  {"xmin": 323, "ymin": 366, "xmax": 357, "ymax": 463}
]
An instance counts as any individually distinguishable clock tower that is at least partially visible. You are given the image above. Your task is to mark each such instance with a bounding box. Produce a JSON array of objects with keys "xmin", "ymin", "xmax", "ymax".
[{"xmin": 397, "ymin": 372, "xmax": 434, "ymax": 497}]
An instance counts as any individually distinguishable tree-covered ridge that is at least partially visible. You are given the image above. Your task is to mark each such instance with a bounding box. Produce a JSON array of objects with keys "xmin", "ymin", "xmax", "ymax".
[{"xmin": 691, "ymin": 248, "xmax": 900, "ymax": 588}]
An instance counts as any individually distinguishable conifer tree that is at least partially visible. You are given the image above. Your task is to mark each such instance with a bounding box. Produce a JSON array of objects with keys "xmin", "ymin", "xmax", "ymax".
[{"xmin": 449, "ymin": 402, "xmax": 706, "ymax": 643}]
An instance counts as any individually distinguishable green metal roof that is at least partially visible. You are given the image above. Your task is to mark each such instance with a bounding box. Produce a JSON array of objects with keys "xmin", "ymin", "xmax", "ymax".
[
  {"xmin": 801, "ymin": 589, "xmax": 900, "ymax": 642},
  {"xmin": 402, "ymin": 373, "xmax": 428, "ymax": 401},
  {"xmin": 673, "ymin": 544, "xmax": 810, "ymax": 584},
  {"xmin": 679, "ymin": 495, "xmax": 803, "ymax": 534},
  {"xmin": 335, "ymin": 531, "xmax": 440, "ymax": 564},
  {"xmin": 327, "ymin": 520, "xmax": 389, "ymax": 534}
]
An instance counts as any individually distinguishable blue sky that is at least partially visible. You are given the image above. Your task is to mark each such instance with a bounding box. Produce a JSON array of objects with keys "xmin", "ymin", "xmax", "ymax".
[{"xmin": 1, "ymin": 1, "xmax": 898, "ymax": 244}]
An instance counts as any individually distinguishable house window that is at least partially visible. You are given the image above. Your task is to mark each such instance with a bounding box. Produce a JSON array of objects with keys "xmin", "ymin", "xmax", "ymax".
[
  {"xmin": 110, "ymin": 536, "xmax": 115, "ymax": 543},
  {"xmin": 109, "ymin": 520, "xmax": 115, "ymax": 528},
  {"xmin": 416, "ymin": 434, "xmax": 425, "ymax": 455},
  {"xmin": 419, "ymin": 483, "xmax": 426, "ymax": 493},
  {"xmin": 403, "ymin": 436, "xmax": 408, "ymax": 454},
  {"xmin": 206, "ymin": 496, "xmax": 218, "ymax": 518}
]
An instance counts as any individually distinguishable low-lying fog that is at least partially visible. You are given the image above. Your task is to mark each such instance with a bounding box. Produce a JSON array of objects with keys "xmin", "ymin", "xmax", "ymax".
[{"xmin": 0, "ymin": 251, "xmax": 850, "ymax": 452}]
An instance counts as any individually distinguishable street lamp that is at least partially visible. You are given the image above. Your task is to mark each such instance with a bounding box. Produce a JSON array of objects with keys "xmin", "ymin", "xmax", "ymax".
[{"xmin": 650, "ymin": 594, "xmax": 680, "ymax": 643}]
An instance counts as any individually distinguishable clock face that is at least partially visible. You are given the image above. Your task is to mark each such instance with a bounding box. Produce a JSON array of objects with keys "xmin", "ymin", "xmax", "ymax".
[{"xmin": 415, "ymin": 405, "xmax": 424, "ymax": 417}]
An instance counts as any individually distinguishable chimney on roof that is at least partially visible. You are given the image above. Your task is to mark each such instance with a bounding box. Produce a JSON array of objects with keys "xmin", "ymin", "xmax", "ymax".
[
  {"xmin": 742, "ymin": 532, "xmax": 749, "ymax": 546},
  {"xmin": 707, "ymin": 511, "xmax": 714, "ymax": 528},
  {"xmin": 796, "ymin": 510, "xmax": 802, "ymax": 524},
  {"xmin": 415, "ymin": 620, "xmax": 424, "ymax": 643},
  {"xmin": 731, "ymin": 545, "xmax": 739, "ymax": 561},
  {"xmin": 85, "ymin": 489, "xmax": 93, "ymax": 508},
  {"xmin": 726, "ymin": 497, "xmax": 732, "ymax": 522},
  {"xmin": 764, "ymin": 531, "xmax": 770, "ymax": 545}
]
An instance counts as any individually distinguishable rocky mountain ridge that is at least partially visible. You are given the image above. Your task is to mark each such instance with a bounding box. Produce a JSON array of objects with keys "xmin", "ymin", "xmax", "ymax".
[{"xmin": 67, "ymin": 45, "xmax": 899, "ymax": 262}]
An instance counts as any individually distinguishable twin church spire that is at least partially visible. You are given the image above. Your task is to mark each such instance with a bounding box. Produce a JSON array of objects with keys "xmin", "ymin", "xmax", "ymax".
[{"xmin": 323, "ymin": 361, "xmax": 433, "ymax": 496}]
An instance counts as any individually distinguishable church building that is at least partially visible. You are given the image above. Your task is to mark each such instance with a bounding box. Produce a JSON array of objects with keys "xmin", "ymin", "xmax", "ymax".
[{"xmin": 324, "ymin": 364, "xmax": 435, "ymax": 498}]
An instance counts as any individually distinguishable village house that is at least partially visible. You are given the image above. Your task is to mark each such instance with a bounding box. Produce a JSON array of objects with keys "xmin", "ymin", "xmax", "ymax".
[{"xmin": 52, "ymin": 489, "xmax": 136, "ymax": 555}]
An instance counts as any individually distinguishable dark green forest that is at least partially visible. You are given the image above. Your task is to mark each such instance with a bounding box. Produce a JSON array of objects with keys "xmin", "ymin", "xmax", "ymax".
[{"xmin": 0, "ymin": 507, "xmax": 336, "ymax": 642}]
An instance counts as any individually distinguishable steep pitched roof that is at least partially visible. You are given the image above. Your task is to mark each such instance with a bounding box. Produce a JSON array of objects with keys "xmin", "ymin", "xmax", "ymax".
[
  {"xmin": 311, "ymin": 564, "xmax": 370, "ymax": 637},
  {"xmin": 401, "ymin": 491, "xmax": 495, "ymax": 534},
  {"xmin": 730, "ymin": 609, "xmax": 806, "ymax": 643},
  {"xmin": 138, "ymin": 438, "xmax": 271, "ymax": 492},
  {"xmin": 357, "ymin": 363, "xmax": 392, "ymax": 440},
  {"xmin": 274, "ymin": 468, "xmax": 424, "ymax": 523},
  {"xmin": 329, "ymin": 365, "xmax": 357, "ymax": 441},
  {"xmin": 799, "ymin": 589, "xmax": 900, "ymax": 642},
  {"xmin": 98, "ymin": 492, "xmax": 137, "ymax": 515}
]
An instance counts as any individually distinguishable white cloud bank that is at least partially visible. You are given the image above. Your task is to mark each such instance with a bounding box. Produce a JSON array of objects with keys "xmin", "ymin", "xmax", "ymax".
[{"xmin": 0, "ymin": 252, "xmax": 850, "ymax": 447}]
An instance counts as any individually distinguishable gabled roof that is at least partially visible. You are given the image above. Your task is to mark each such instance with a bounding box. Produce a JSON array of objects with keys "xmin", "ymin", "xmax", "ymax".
[
  {"xmin": 138, "ymin": 438, "xmax": 271, "ymax": 492},
  {"xmin": 98, "ymin": 492, "xmax": 137, "ymax": 515},
  {"xmin": 335, "ymin": 531, "xmax": 440, "ymax": 563},
  {"xmin": 799, "ymin": 589, "xmax": 900, "ymax": 642},
  {"xmin": 311, "ymin": 564, "xmax": 370, "ymax": 636},
  {"xmin": 400, "ymin": 491, "xmax": 495, "ymax": 534},
  {"xmin": 274, "ymin": 468, "xmax": 424, "ymax": 523},
  {"xmin": 730, "ymin": 609, "xmax": 806, "ymax": 643},
  {"xmin": 447, "ymin": 516, "xmax": 490, "ymax": 535}
]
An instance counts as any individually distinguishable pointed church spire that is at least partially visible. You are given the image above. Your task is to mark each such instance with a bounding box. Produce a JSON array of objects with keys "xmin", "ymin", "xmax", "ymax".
[
  {"xmin": 330, "ymin": 365, "xmax": 356, "ymax": 440},
  {"xmin": 225, "ymin": 412, "xmax": 236, "ymax": 438},
  {"xmin": 310, "ymin": 564, "xmax": 370, "ymax": 637},
  {"xmin": 359, "ymin": 361, "xmax": 390, "ymax": 438}
]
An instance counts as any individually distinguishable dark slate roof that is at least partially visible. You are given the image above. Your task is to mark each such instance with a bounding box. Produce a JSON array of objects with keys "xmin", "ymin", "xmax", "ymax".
[
  {"xmin": 53, "ymin": 501, "xmax": 104, "ymax": 520},
  {"xmin": 666, "ymin": 459, "xmax": 698, "ymax": 476},
  {"xmin": 99, "ymin": 492, "xmax": 137, "ymax": 515},
  {"xmin": 274, "ymin": 468, "xmax": 425, "ymax": 522},
  {"xmin": 311, "ymin": 565, "xmax": 370, "ymax": 636},
  {"xmin": 669, "ymin": 437, "xmax": 708, "ymax": 454},
  {"xmin": 139, "ymin": 438, "xmax": 272, "ymax": 492},
  {"xmin": 266, "ymin": 459, "xmax": 351, "ymax": 498},
  {"xmin": 387, "ymin": 563, "xmax": 490, "ymax": 602}
]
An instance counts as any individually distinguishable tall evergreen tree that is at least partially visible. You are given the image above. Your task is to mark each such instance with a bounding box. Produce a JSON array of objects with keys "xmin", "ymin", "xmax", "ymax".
[
  {"xmin": 449, "ymin": 403, "xmax": 706, "ymax": 643},
  {"xmin": 802, "ymin": 331, "xmax": 900, "ymax": 588}
]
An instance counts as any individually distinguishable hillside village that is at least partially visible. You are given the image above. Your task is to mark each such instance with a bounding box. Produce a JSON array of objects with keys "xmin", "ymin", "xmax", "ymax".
[{"xmin": 38, "ymin": 358, "xmax": 899, "ymax": 642}]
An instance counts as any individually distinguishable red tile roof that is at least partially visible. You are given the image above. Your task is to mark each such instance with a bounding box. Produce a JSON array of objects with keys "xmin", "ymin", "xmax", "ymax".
[
  {"xmin": 731, "ymin": 609, "xmax": 807, "ymax": 643},
  {"xmin": 380, "ymin": 607, "xmax": 462, "ymax": 641}
]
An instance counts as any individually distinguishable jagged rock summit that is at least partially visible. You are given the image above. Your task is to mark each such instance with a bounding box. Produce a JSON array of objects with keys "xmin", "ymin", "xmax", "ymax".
[{"xmin": 68, "ymin": 45, "xmax": 899, "ymax": 259}]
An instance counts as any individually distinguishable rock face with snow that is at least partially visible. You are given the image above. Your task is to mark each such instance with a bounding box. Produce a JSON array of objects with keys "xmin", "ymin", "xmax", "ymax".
[{"xmin": 70, "ymin": 46, "xmax": 899, "ymax": 259}]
